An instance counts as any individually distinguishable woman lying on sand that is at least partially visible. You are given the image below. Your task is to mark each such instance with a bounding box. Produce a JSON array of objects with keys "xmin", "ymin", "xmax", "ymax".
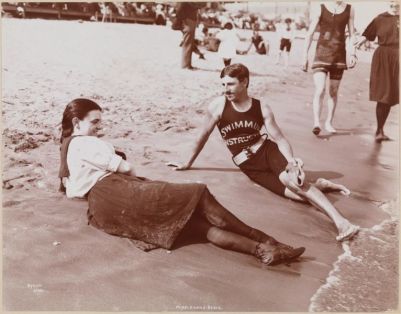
[{"xmin": 58, "ymin": 98, "xmax": 305, "ymax": 267}]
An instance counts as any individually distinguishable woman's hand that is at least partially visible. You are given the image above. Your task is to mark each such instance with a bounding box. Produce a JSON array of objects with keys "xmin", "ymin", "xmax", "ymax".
[
  {"xmin": 354, "ymin": 36, "xmax": 367, "ymax": 49},
  {"xmin": 166, "ymin": 161, "xmax": 191, "ymax": 171},
  {"xmin": 348, "ymin": 54, "xmax": 358, "ymax": 69}
]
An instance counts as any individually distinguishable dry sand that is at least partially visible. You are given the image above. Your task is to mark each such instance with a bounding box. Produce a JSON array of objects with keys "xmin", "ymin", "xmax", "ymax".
[{"xmin": 2, "ymin": 18, "xmax": 399, "ymax": 311}]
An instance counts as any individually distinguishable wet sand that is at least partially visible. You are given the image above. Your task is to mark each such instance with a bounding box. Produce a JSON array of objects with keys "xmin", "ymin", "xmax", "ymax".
[{"xmin": 2, "ymin": 19, "xmax": 399, "ymax": 311}]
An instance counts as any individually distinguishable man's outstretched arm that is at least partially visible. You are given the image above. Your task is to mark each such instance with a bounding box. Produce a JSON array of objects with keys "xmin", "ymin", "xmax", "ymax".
[{"xmin": 167, "ymin": 97, "xmax": 222, "ymax": 170}]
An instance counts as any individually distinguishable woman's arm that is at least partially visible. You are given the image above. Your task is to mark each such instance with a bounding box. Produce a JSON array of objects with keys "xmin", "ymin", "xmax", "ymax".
[
  {"xmin": 76, "ymin": 137, "xmax": 134, "ymax": 175},
  {"xmin": 354, "ymin": 35, "xmax": 368, "ymax": 49},
  {"xmin": 355, "ymin": 16, "xmax": 377, "ymax": 49}
]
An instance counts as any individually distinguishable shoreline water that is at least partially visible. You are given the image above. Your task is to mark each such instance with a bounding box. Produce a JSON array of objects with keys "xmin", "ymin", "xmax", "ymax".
[{"xmin": 309, "ymin": 199, "xmax": 399, "ymax": 311}]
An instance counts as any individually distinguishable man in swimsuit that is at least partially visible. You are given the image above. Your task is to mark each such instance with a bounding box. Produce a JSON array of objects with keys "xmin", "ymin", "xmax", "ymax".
[
  {"xmin": 168, "ymin": 63, "xmax": 359, "ymax": 242},
  {"xmin": 302, "ymin": 1, "xmax": 357, "ymax": 135},
  {"xmin": 176, "ymin": 2, "xmax": 205, "ymax": 70}
]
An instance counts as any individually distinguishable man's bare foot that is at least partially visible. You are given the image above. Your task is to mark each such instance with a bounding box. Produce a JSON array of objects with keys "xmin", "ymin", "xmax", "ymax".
[
  {"xmin": 336, "ymin": 223, "xmax": 360, "ymax": 242},
  {"xmin": 315, "ymin": 178, "xmax": 351, "ymax": 195},
  {"xmin": 325, "ymin": 122, "xmax": 337, "ymax": 134},
  {"xmin": 375, "ymin": 133, "xmax": 391, "ymax": 142}
]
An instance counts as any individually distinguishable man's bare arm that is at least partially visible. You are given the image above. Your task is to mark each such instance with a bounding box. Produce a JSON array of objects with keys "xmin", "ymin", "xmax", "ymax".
[
  {"xmin": 167, "ymin": 97, "xmax": 224, "ymax": 170},
  {"xmin": 302, "ymin": 6, "xmax": 320, "ymax": 71},
  {"xmin": 347, "ymin": 5, "xmax": 357, "ymax": 68},
  {"xmin": 261, "ymin": 103, "xmax": 296, "ymax": 165}
]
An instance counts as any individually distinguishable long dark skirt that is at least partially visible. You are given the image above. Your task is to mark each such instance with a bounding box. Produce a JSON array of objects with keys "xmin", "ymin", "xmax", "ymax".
[
  {"xmin": 87, "ymin": 173, "xmax": 206, "ymax": 251},
  {"xmin": 370, "ymin": 46, "xmax": 399, "ymax": 105}
]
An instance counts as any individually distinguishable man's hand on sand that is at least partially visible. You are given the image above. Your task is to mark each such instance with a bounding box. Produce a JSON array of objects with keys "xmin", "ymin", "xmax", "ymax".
[{"xmin": 166, "ymin": 161, "xmax": 190, "ymax": 171}]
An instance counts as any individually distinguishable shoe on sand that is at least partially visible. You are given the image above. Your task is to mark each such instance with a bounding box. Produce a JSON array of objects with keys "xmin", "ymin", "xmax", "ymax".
[
  {"xmin": 255, "ymin": 243, "xmax": 305, "ymax": 266},
  {"xmin": 336, "ymin": 224, "xmax": 360, "ymax": 242}
]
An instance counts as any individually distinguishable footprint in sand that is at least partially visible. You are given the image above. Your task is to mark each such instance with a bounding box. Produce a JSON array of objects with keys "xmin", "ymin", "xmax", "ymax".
[
  {"xmin": 3, "ymin": 181, "xmax": 14, "ymax": 190},
  {"xmin": 143, "ymin": 146, "xmax": 153, "ymax": 160},
  {"xmin": 3, "ymin": 200, "xmax": 22, "ymax": 207}
]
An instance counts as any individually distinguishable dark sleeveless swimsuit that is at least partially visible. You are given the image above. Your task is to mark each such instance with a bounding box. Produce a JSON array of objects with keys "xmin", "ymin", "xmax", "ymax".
[
  {"xmin": 217, "ymin": 98, "xmax": 288, "ymax": 196},
  {"xmin": 312, "ymin": 4, "xmax": 351, "ymax": 79},
  {"xmin": 217, "ymin": 98, "xmax": 264, "ymax": 156}
]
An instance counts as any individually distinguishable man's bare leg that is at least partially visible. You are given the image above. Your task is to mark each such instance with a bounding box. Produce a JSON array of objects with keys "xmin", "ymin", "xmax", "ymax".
[
  {"xmin": 284, "ymin": 51, "xmax": 290, "ymax": 68},
  {"xmin": 314, "ymin": 178, "xmax": 350, "ymax": 195},
  {"xmin": 279, "ymin": 171, "xmax": 359, "ymax": 241},
  {"xmin": 276, "ymin": 50, "xmax": 282, "ymax": 65},
  {"xmin": 312, "ymin": 72, "xmax": 327, "ymax": 135},
  {"xmin": 325, "ymin": 79, "xmax": 341, "ymax": 133}
]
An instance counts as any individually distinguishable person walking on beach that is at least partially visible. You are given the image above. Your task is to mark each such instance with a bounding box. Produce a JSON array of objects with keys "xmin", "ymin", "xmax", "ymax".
[
  {"xmin": 175, "ymin": 2, "xmax": 203, "ymax": 70},
  {"xmin": 216, "ymin": 22, "xmax": 243, "ymax": 67},
  {"xmin": 168, "ymin": 63, "xmax": 359, "ymax": 242},
  {"xmin": 58, "ymin": 98, "xmax": 305, "ymax": 266},
  {"xmin": 302, "ymin": 1, "xmax": 357, "ymax": 135},
  {"xmin": 101, "ymin": 2, "xmax": 112, "ymax": 23},
  {"xmin": 354, "ymin": 1, "xmax": 399, "ymax": 142},
  {"xmin": 275, "ymin": 18, "xmax": 295, "ymax": 68}
]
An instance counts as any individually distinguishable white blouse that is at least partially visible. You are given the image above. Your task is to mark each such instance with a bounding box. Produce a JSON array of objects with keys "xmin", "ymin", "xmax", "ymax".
[
  {"xmin": 216, "ymin": 29, "xmax": 239, "ymax": 59},
  {"xmin": 277, "ymin": 23, "xmax": 295, "ymax": 40},
  {"xmin": 65, "ymin": 136, "xmax": 122, "ymax": 198}
]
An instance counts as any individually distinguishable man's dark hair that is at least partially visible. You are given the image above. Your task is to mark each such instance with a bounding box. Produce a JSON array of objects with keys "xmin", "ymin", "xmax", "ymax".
[
  {"xmin": 220, "ymin": 63, "xmax": 250, "ymax": 87},
  {"xmin": 223, "ymin": 22, "xmax": 233, "ymax": 30}
]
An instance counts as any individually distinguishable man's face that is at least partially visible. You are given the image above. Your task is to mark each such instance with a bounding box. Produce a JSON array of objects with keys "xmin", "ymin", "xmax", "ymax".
[{"xmin": 221, "ymin": 75, "xmax": 248, "ymax": 101}]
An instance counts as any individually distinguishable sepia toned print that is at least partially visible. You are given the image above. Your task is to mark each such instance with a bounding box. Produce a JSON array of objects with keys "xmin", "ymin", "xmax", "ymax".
[{"xmin": 2, "ymin": 1, "xmax": 399, "ymax": 311}]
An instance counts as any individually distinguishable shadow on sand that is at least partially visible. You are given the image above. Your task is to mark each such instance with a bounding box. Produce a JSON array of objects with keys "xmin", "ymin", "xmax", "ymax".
[
  {"xmin": 305, "ymin": 170, "xmax": 344, "ymax": 181},
  {"xmin": 316, "ymin": 127, "xmax": 371, "ymax": 140},
  {"xmin": 189, "ymin": 166, "xmax": 241, "ymax": 172}
]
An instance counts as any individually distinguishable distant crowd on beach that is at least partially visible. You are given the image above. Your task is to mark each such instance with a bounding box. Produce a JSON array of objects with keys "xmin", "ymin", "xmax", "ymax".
[
  {"xmin": 2, "ymin": 1, "xmax": 306, "ymax": 31},
  {"xmin": 2, "ymin": 1, "xmax": 376, "ymax": 57}
]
